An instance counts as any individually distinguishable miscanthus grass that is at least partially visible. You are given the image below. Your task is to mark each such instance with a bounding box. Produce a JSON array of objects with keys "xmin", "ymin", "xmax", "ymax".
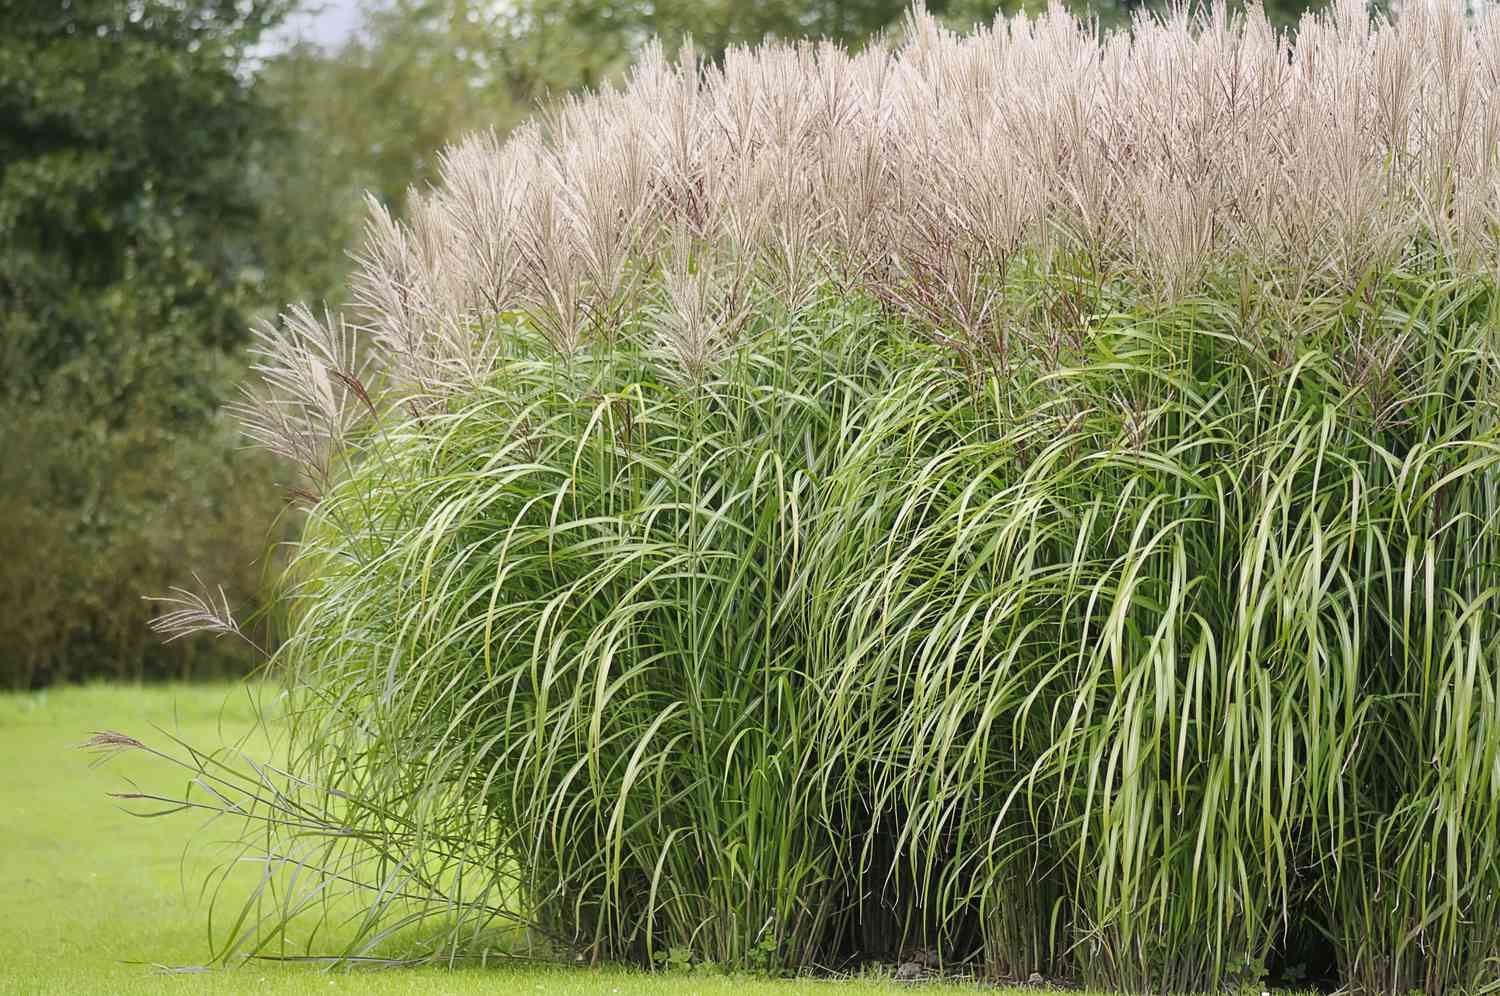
[{"xmin": 113, "ymin": 1, "xmax": 1500, "ymax": 992}]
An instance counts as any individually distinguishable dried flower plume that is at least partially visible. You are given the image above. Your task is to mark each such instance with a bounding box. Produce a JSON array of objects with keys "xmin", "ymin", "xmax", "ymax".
[
  {"xmin": 145, "ymin": 575, "xmax": 266, "ymax": 657},
  {"xmin": 238, "ymin": 0, "xmax": 1500, "ymax": 469}
]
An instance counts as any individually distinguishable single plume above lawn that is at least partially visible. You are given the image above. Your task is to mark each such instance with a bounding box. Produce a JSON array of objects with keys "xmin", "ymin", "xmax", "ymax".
[{"xmin": 244, "ymin": 0, "xmax": 1500, "ymax": 474}]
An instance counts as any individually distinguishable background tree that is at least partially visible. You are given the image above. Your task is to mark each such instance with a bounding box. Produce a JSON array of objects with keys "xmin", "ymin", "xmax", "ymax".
[{"xmin": 0, "ymin": 0, "xmax": 291, "ymax": 687}]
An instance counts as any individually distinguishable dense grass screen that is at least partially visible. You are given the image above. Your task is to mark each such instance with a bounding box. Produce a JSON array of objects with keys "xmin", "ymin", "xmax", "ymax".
[{"xmin": 148, "ymin": 2, "xmax": 1500, "ymax": 991}]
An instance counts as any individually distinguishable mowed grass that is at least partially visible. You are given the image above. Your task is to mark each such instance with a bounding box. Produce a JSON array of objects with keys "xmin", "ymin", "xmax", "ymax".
[{"xmin": 0, "ymin": 682, "xmax": 1028, "ymax": 996}]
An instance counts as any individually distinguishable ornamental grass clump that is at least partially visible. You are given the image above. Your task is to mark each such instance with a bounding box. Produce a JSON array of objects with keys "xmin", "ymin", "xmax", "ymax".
[{"xmin": 133, "ymin": 1, "xmax": 1500, "ymax": 992}]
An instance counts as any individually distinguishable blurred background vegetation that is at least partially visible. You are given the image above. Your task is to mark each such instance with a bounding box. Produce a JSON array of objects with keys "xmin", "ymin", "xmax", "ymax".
[{"xmin": 0, "ymin": 0, "xmax": 1326, "ymax": 688}]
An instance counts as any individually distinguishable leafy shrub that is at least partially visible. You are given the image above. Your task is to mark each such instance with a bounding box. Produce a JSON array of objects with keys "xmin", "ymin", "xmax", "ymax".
[
  {"xmin": 0, "ymin": 396, "xmax": 283, "ymax": 688},
  {"xmin": 124, "ymin": 2, "xmax": 1500, "ymax": 992}
]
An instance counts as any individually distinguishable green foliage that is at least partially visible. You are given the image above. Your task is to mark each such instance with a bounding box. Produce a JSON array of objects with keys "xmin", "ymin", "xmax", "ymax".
[
  {"xmin": 0, "ymin": 397, "xmax": 282, "ymax": 687},
  {"xmin": 141, "ymin": 256, "xmax": 1500, "ymax": 993},
  {"xmin": 803, "ymin": 267, "xmax": 1500, "ymax": 992},
  {"xmin": 0, "ymin": 0, "xmax": 287, "ymax": 386},
  {"xmin": 0, "ymin": 0, "xmax": 291, "ymax": 687}
]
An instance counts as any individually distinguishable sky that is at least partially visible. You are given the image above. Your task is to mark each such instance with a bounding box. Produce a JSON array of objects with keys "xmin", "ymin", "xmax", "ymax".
[{"xmin": 274, "ymin": 0, "xmax": 364, "ymax": 50}]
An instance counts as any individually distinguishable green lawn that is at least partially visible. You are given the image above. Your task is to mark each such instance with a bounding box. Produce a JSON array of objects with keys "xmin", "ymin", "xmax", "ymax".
[{"xmin": 0, "ymin": 683, "xmax": 1016, "ymax": 996}]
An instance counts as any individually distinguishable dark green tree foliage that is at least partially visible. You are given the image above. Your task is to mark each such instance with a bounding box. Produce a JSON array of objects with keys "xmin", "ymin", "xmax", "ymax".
[
  {"xmin": 0, "ymin": 1, "xmax": 288, "ymax": 687},
  {"xmin": 591, "ymin": 0, "xmax": 1007, "ymax": 59},
  {"xmin": 0, "ymin": 0, "xmax": 286, "ymax": 400},
  {"xmin": 535, "ymin": 0, "xmax": 1328, "ymax": 63}
]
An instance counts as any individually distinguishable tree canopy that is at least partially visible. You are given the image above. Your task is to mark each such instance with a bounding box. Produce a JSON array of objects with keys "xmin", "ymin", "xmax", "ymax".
[
  {"xmin": 0, "ymin": 0, "xmax": 286, "ymax": 414},
  {"xmin": 0, "ymin": 0, "xmax": 290, "ymax": 687}
]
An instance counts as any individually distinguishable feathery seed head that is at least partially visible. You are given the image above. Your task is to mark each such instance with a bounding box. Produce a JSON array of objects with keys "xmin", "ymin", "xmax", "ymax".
[{"xmin": 242, "ymin": 1, "xmax": 1500, "ymax": 452}]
